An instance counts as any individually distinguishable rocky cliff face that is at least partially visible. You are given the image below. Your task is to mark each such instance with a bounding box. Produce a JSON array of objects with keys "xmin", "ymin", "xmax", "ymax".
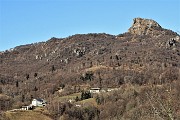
[{"xmin": 128, "ymin": 18, "xmax": 163, "ymax": 36}]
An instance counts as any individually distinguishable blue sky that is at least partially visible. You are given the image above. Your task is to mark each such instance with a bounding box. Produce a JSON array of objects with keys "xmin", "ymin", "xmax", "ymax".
[{"xmin": 0, "ymin": 0, "xmax": 180, "ymax": 51}]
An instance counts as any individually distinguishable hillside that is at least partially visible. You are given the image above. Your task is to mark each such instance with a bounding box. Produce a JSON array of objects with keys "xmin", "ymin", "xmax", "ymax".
[
  {"xmin": 4, "ymin": 110, "xmax": 52, "ymax": 120},
  {"xmin": 0, "ymin": 18, "xmax": 180, "ymax": 120}
]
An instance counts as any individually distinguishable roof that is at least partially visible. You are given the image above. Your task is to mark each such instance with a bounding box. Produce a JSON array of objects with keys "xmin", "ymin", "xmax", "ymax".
[
  {"xmin": 33, "ymin": 98, "xmax": 44, "ymax": 102},
  {"xmin": 90, "ymin": 88, "xmax": 100, "ymax": 90}
]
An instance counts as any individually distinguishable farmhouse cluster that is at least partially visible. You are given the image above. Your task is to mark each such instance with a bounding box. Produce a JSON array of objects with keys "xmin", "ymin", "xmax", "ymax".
[{"xmin": 21, "ymin": 98, "xmax": 47, "ymax": 110}]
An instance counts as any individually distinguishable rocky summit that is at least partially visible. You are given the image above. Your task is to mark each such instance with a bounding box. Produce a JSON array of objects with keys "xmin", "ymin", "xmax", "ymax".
[
  {"xmin": 0, "ymin": 18, "xmax": 180, "ymax": 120},
  {"xmin": 128, "ymin": 18, "xmax": 163, "ymax": 36}
]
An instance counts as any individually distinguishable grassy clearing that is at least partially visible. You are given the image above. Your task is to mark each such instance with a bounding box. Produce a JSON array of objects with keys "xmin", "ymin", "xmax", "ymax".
[
  {"xmin": 55, "ymin": 92, "xmax": 97, "ymax": 107},
  {"xmin": 0, "ymin": 94, "xmax": 10, "ymax": 99},
  {"xmin": 5, "ymin": 110, "xmax": 52, "ymax": 120},
  {"xmin": 76, "ymin": 98, "xmax": 98, "ymax": 107},
  {"xmin": 85, "ymin": 65, "xmax": 113, "ymax": 72},
  {"xmin": 57, "ymin": 92, "xmax": 81, "ymax": 102}
]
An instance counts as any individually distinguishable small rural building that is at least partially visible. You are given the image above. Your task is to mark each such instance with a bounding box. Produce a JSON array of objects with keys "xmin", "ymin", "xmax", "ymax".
[
  {"xmin": 68, "ymin": 99, "xmax": 75, "ymax": 103},
  {"xmin": 32, "ymin": 98, "xmax": 47, "ymax": 107},
  {"xmin": 58, "ymin": 87, "xmax": 64, "ymax": 93},
  {"xmin": 89, "ymin": 88, "xmax": 100, "ymax": 93},
  {"xmin": 21, "ymin": 105, "xmax": 33, "ymax": 110},
  {"xmin": 75, "ymin": 104, "xmax": 81, "ymax": 107}
]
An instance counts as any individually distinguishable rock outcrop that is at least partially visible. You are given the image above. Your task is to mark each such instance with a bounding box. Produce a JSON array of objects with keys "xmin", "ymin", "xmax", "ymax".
[
  {"xmin": 166, "ymin": 36, "xmax": 180, "ymax": 48},
  {"xmin": 128, "ymin": 18, "xmax": 163, "ymax": 36}
]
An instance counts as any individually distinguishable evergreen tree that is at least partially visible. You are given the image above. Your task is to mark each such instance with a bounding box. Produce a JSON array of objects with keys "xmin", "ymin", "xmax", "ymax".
[
  {"xmin": 34, "ymin": 73, "xmax": 38, "ymax": 78},
  {"xmin": 26, "ymin": 74, "xmax": 29, "ymax": 80},
  {"xmin": 51, "ymin": 65, "xmax": 55, "ymax": 73},
  {"xmin": 16, "ymin": 81, "xmax": 19, "ymax": 87},
  {"xmin": 75, "ymin": 96, "xmax": 79, "ymax": 102}
]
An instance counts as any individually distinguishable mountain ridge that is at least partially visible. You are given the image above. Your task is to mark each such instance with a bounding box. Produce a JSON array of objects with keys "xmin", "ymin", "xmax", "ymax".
[{"xmin": 0, "ymin": 18, "xmax": 180, "ymax": 120}]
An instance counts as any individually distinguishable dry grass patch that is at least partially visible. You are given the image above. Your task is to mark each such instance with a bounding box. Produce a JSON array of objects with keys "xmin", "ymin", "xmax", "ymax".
[
  {"xmin": 57, "ymin": 92, "xmax": 81, "ymax": 102},
  {"xmin": 85, "ymin": 65, "xmax": 113, "ymax": 72},
  {"xmin": 5, "ymin": 110, "xmax": 52, "ymax": 120},
  {"xmin": 77, "ymin": 98, "xmax": 98, "ymax": 107}
]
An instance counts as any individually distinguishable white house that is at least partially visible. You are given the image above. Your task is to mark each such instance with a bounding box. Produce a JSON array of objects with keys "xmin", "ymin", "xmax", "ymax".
[
  {"xmin": 89, "ymin": 88, "xmax": 100, "ymax": 93},
  {"xmin": 32, "ymin": 98, "xmax": 47, "ymax": 107}
]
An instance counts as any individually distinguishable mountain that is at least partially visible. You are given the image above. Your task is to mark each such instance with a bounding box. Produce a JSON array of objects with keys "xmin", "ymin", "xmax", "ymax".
[{"xmin": 0, "ymin": 18, "xmax": 180, "ymax": 120}]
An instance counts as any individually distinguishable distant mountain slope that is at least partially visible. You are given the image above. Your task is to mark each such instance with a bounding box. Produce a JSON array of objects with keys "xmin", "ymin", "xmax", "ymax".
[{"xmin": 0, "ymin": 18, "xmax": 179, "ymax": 119}]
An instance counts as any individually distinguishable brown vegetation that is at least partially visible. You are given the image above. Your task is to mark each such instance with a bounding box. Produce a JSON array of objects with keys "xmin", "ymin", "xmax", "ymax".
[{"xmin": 0, "ymin": 18, "xmax": 179, "ymax": 119}]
